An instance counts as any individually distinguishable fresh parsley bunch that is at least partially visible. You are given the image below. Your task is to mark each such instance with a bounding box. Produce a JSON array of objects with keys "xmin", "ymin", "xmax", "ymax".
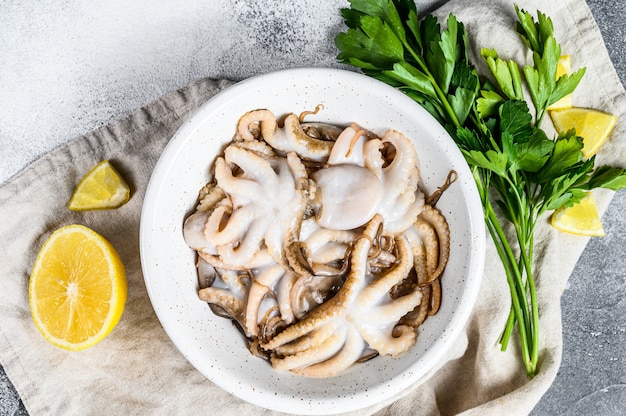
[{"xmin": 335, "ymin": 0, "xmax": 626, "ymax": 377}]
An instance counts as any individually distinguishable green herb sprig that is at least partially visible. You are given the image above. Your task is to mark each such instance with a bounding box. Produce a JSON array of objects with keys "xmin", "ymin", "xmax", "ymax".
[{"xmin": 335, "ymin": 0, "xmax": 626, "ymax": 377}]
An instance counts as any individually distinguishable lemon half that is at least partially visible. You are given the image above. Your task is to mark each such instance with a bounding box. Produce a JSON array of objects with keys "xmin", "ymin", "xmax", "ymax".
[{"xmin": 29, "ymin": 224, "xmax": 127, "ymax": 351}]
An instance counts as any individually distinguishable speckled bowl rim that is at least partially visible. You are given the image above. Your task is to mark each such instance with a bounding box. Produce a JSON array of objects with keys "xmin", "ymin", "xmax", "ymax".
[{"xmin": 140, "ymin": 67, "xmax": 485, "ymax": 415}]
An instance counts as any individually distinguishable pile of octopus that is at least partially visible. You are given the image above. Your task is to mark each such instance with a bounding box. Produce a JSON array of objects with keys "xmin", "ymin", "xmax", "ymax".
[{"xmin": 183, "ymin": 107, "xmax": 452, "ymax": 378}]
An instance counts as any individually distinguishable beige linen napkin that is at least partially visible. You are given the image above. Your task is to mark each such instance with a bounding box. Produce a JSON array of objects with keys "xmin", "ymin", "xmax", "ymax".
[{"xmin": 1, "ymin": 0, "xmax": 625, "ymax": 415}]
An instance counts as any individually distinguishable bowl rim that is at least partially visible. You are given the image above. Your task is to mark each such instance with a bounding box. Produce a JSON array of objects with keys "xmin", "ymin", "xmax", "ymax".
[{"xmin": 140, "ymin": 67, "xmax": 486, "ymax": 415}]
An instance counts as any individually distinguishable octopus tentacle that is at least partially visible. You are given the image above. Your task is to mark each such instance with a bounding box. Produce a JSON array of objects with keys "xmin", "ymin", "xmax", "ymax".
[
  {"xmin": 428, "ymin": 279, "xmax": 442, "ymax": 316},
  {"xmin": 363, "ymin": 138, "xmax": 384, "ymax": 176},
  {"xmin": 385, "ymin": 191, "xmax": 425, "ymax": 235},
  {"xmin": 304, "ymin": 228, "xmax": 358, "ymax": 253},
  {"xmin": 244, "ymin": 264, "xmax": 285, "ymax": 337},
  {"xmin": 414, "ymin": 217, "xmax": 439, "ymax": 280},
  {"xmin": 415, "ymin": 204, "xmax": 450, "ymax": 283},
  {"xmin": 353, "ymin": 320, "xmax": 417, "ymax": 357},
  {"xmin": 425, "ymin": 170, "xmax": 458, "ymax": 207},
  {"xmin": 232, "ymin": 137, "xmax": 277, "ymax": 158},
  {"xmin": 196, "ymin": 182, "xmax": 226, "ymax": 212},
  {"xmin": 237, "ymin": 109, "xmax": 333, "ymax": 162},
  {"xmin": 270, "ymin": 323, "xmax": 347, "ymax": 371},
  {"xmin": 259, "ymin": 306, "xmax": 286, "ymax": 343},
  {"xmin": 262, "ymin": 215, "xmax": 381, "ymax": 350},
  {"xmin": 284, "ymin": 241, "xmax": 315, "ymax": 278},
  {"xmin": 214, "ymin": 157, "xmax": 266, "ymax": 205},
  {"xmin": 217, "ymin": 215, "xmax": 269, "ymax": 266},
  {"xmin": 400, "ymin": 285, "xmax": 430, "ymax": 328},
  {"xmin": 295, "ymin": 227, "xmax": 356, "ymax": 275},
  {"xmin": 204, "ymin": 204, "xmax": 255, "ymax": 246},
  {"xmin": 236, "ymin": 109, "xmax": 278, "ymax": 142},
  {"xmin": 290, "ymin": 273, "xmax": 344, "ymax": 320},
  {"xmin": 274, "ymin": 319, "xmax": 342, "ymax": 356},
  {"xmin": 276, "ymin": 152, "xmax": 310, "ymax": 267},
  {"xmin": 199, "ymin": 247, "xmax": 275, "ymax": 271},
  {"xmin": 276, "ymin": 271, "xmax": 297, "ymax": 324},
  {"xmin": 198, "ymin": 287, "xmax": 245, "ymax": 314},
  {"xmin": 310, "ymin": 243, "xmax": 350, "ymax": 265},
  {"xmin": 292, "ymin": 324, "xmax": 365, "ymax": 378},
  {"xmin": 300, "ymin": 122, "xmax": 343, "ymax": 142},
  {"xmin": 274, "ymin": 114, "xmax": 334, "ymax": 162},
  {"xmin": 404, "ymin": 225, "xmax": 429, "ymax": 284},
  {"xmin": 356, "ymin": 236, "xmax": 413, "ymax": 307},
  {"xmin": 375, "ymin": 130, "xmax": 422, "ymax": 232},
  {"xmin": 224, "ymin": 145, "xmax": 279, "ymax": 186},
  {"xmin": 360, "ymin": 289, "xmax": 423, "ymax": 326},
  {"xmin": 198, "ymin": 286, "xmax": 249, "ymax": 336}
]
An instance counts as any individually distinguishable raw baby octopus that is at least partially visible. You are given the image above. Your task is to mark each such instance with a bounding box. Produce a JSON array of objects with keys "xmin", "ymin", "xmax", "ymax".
[{"xmin": 183, "ymin": 107, "xmax": 454, "ymax": 377}]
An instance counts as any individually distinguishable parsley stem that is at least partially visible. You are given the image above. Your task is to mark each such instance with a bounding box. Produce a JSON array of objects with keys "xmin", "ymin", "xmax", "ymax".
[
  {"xmin": 536, "ymin": 107, "xmax": 547, "ymax": 127},
  {"xmin": 500, "ymin": 308, "xmax": 515, "ymax": 350},
  {"xmin": 497, "ymin": 178, "xmax": 533, "ymax": 341},
  {"xmin": 403, "ymin": 46, "xmax": 462, "ymax": 128},
  {"xmin": 516, "ymin": 219, "xmax": 539, "ymax": 375},
  {"xmin": 469, "ymin": 110, "xmax": 489, "ymax": 137},
  {"xmin": 485, "ymin": 202, "xmax": 534, "ymax": 376},
  {"xmin": 501, "ymin": 174, "xmax": 540, "ymax": 376},
  {"xmin": 496, "ymin": 176, "xmax": 539, "ymax": 376},
  {"xmin": 474, "ymin": 169, "xmax": 535, "ymax": 376}
]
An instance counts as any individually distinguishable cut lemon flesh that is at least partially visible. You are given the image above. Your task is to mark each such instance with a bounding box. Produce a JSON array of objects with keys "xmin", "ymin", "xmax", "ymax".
[
  {"xmin": 29, "ymin": 224, "xmax": 127, "ymax": 351},
  {"xmin": 548, "ymin": 55, "xmax": 572, "ymax": 110},
  {"xmin": 551, "ymin": 193, "xmax": 605, "ymax": 237},
  {"xmin": 68, "ymin": 160, "xmax": 130, "ymax": 211},
  {"xmin": 550, "ymin": 107, "xmax": 617, "ymax": 158}
]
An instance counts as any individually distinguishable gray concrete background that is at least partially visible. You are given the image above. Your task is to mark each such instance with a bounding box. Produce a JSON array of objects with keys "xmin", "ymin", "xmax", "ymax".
[{"xmin": 0, "ymin": 1, "xmax": 624, "ymax": 415}]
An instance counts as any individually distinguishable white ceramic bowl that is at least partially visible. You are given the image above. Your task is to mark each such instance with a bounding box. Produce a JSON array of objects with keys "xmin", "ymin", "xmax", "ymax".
[{"xmin": 140, "ymin": 68, "xmax": 485, "ymax": 415}]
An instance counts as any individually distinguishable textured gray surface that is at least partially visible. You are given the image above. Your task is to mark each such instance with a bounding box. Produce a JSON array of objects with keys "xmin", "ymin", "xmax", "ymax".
[{"xmin": 0, "ymin": 1, "xmax": 624, "ymax": 415}]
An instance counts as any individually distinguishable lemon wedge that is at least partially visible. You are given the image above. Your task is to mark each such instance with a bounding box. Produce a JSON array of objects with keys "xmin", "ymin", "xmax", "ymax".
[
  {"xmin": 68, "ymin": 160, "xmax": 130, "ymax": 211},
  {"xmin": 550, "ymin": 107, "xmax": 617, "ymax": 158},
  {"xmin": 548, "ymin": 55, "xmax": 573, "ymax": 110},
  {"xmin": 551, "ymin": 193, "xmax": 605, "ymax": 237},
  {"xmin": 29, "ymin": 224, "xmax": 127, "ymax": 351}
]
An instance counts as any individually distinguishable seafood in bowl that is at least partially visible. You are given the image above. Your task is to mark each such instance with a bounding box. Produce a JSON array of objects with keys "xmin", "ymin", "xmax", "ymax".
[
  {"xmin": 183, "ymin": 107, "xmax": 455, "ymax": 377},
  {"xmin": 140, "ymin": 67, "xmax": 485, "ymax": 414},
  {"xmin": 183, "ymin": 106, "xmax": 450, "ymax": 377}
]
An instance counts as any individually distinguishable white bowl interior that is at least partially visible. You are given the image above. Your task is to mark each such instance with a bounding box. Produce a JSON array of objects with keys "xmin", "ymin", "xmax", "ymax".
[{"xmin": 140, "ymin": 68, "xmax": 485, "ymax": 415}]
